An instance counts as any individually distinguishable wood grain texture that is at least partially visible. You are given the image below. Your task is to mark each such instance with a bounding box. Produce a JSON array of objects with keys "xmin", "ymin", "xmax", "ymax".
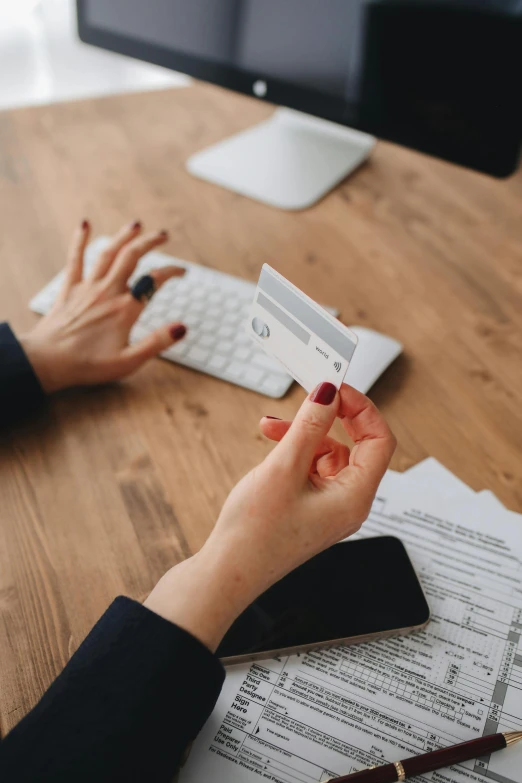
[{"xmin": 0, "ymin": 82, "xmax": 521, "ymax": 732}]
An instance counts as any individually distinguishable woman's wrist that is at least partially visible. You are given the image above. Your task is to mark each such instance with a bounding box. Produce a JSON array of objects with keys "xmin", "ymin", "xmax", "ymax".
[{"xmin": 144, "ymin": 544, "xmax": 254, "ymax": 653}]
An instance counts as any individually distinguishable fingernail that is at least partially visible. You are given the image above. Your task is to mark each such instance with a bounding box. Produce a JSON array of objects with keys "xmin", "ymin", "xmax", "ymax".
[
  {"xmin": 265, "ymin": 416, "xmax": 281, "ymax": 420},
  {"xmin": 131, "ymin": 220, "xmax": 141, "ymax": 230},
  {"xmin": 170, "ymin": 324, "xmax": 186, "ymax": 341},
  {"xmin": 81, "ymin": 219, "xmax": 89, "ymax": 230},
  {"xmin": 159, "ymin": 230, "xmax": 168, "ymax": 238},
  {"xmin": 310, "ymin": 382, "xmax": 337, "ymax": 406}
]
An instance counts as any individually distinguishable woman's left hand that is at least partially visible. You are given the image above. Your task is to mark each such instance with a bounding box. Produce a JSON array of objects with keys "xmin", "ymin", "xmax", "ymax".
[
  {"xmin": 145, "ymin": 383, "xmax": 396, "ymax": 651},
  {"xmin": 20, "ymin": 220, "xmax": 187, "ymax": 393}
]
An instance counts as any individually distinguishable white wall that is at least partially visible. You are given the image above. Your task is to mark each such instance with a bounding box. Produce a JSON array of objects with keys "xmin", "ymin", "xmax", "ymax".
[{"xmin": 0, "ymin": 0, "xmax": 189, "ymax": 112}]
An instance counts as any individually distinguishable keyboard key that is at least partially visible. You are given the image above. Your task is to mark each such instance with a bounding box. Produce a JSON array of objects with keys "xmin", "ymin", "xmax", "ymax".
[
  {"xmin": 261, "ymin": 375, "xmax": 290, "ymax": 397},
  {"xmin": 207, "ymin": 307, "xmax": 221, "ymax": 319},
  {"xmin": 243, "ymin": 367, "xmax": 264, "ymax": 385},
  {"xmin": 161, "ymin": 309, "xmax": 184, "ymax": 322},
  {"xmin": 183, "ymin": 329, "xmax": 199, "ymax": 347},
  {"xmin": 184, "ymin": 314, "xmax": 202, "ymax": 327},
  {"xmin": 154, "ymin": 288, "xmax": 172, "ymax": 302},
  {"xmin": 187, "ymin": 346, "xmax": 210, "ymax": 364},
  {"xmin": 225, "ymin": 361, "xmax": 245, "ymax": 379},
  {"xmin": 208, "ymin": 354, "xmax": 227, "ymax": 371},
  {"xmin": 131, "ymin": 323, "xmax": 148, "ymax": 341},
  {"xmin": 217, "ymin": 325, "xmax": 235, "ymax": 339},
  {"xmin": 251, "ymin": 351, "xmax": 286, "ymax": 373},
  {"xmin": 216, "ymin": 340, "xmax": 234, "ymax": 355},
  {"xmin": 200, "ymin": 320, "xmax": 219, "ymax": 334},
  {"xmin": 208, "ymin": 292, "xmax": 223, "ymax": 304},
  {"xmin": 235, "ymin": 332, "xmax": 251, "ymax": 345},
  {"xmin": 198, "ymin": 334, "xmax": 216, "ymax": 348},
  {"xmin": 149, "ymin": 302, "xmax": 166, "ymax": 316},
  {"xmin": 163, "ymin": 341, "xmax": 187, "ymax": 358},
  {"xmin": 235, "ymin": 347, "xmax": 250, "ymax": 361}
]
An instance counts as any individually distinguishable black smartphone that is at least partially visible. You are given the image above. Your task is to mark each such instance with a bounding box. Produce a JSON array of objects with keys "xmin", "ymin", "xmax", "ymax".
[{"xmin": 217, "ymin": 536, "xmax": 430, "ymax": 664}]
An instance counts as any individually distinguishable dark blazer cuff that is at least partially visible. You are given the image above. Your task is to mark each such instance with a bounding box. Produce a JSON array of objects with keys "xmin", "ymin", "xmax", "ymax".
[
  {"xmin": 0, "ymin": 323, "xmax": 45, "ymax": 413},
  {"xmin": 82, "ymin": 595, "xmax": 226, "ymax": 697},
  {"xmin": 73, "ymin": 596, "xmax": 226, "ymax": 739},
  {"xmin": 0, "ymin": 597, "xmax": 226, "ymax": 782}
]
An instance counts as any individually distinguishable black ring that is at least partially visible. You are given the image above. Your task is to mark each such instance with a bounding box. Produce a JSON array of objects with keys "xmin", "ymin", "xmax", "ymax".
[{"xmin": 130, "ymin": 274, "xmax": 156, "ymax": 303}]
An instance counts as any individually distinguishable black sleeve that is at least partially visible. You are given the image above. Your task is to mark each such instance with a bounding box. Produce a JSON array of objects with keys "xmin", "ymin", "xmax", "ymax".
[
  {"xmin": 0, "ymin": 323, "xmax": 45, "ymax": 419},
  {"xmin": 0, "ymin": 597, "xmax": 225, "ymax": 783}
]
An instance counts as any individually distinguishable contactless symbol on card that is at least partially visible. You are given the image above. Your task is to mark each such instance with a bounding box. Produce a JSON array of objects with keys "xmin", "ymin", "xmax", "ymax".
[{"xmin": 248, "ymin": 264, "xmax": 358, "ymax": 393}]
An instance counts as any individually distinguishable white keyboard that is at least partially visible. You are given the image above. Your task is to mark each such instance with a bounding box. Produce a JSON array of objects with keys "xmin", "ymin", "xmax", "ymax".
[{"xmin": 29, "ymin": 237, "xmax": 298, "ymax": 398}]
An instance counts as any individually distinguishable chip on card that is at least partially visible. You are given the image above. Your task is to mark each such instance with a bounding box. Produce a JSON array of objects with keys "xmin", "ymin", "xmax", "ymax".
[{"xmin": 248, "ymin": 265, "xmax": 358, "ymax": 392}]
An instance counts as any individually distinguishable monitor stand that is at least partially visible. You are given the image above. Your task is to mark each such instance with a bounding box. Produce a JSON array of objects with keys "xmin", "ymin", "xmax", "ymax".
[{"xmin": 186, "ymin": 108, "xmax": 376, "ymax": 211}]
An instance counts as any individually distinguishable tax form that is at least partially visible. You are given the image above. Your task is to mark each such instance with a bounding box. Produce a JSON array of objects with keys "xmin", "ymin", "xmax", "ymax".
[{"xmin": 180, "ymin": 466, "xmax": 522, "ymax": 783}]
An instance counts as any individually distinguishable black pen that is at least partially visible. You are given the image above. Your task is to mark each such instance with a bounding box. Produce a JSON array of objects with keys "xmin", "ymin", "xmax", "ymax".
[{"xmin": 328, "ymin": 731, "xmax": 522, "ymax": 782}]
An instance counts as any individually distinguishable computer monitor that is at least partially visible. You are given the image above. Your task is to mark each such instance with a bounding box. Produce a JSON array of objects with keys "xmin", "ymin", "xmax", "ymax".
[{"xmin": 77, "ymin": 0, "xmax": 521, "ymax": 210}]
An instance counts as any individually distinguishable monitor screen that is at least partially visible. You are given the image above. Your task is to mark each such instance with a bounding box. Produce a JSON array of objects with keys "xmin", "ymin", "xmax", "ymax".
[
  {"xmin": 83, "ymin": 0, "xmax": 367, "ymax": 105},
  {"xmin": 79, "ymin": 0, "xmax": 522, "ymax": 177}
]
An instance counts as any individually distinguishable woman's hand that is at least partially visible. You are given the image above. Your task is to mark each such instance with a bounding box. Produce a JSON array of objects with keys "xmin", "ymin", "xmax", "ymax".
[
  {"xmin": 20, "ymin": 220, "xmax": 187, "ymax": 393},
  {"xmin": 145, "ymin": 383, "xmax": 396, "ymax": 651}
]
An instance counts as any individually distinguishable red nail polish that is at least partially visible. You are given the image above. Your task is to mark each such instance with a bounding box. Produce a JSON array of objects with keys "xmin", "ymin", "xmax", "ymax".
[
  {"xmin": 81, "ymin": 219, "xmax": 89, "ymax": 230},
  {"xmin": 131, "ymin": 220, "xmax": 141, "ymax": 230},
  {"xmin": 170, "ymin": 324, "xmax": 186, "ymax": 341},
  {"xmin": 265, "ymin": 416, "xmax": 281, "ymax": 420},
  {"xmin": 310, "ymin": 382, "xmax": 337, "ymax": 406}
]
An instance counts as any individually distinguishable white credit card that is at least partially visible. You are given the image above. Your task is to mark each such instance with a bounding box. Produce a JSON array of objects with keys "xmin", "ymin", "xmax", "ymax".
[{"xmin": 248, "ymin": 264, "xmax": 358, "ymax": 392}]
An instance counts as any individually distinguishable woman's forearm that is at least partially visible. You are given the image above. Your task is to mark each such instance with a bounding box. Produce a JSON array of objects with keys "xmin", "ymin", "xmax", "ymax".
[
  {"xmin": 0, "ymin": 596, "xmax": 225, "ymax": 783},
  {"xmin": 144, "ymin": 547, "xmax": 258, "ymax": 653}
]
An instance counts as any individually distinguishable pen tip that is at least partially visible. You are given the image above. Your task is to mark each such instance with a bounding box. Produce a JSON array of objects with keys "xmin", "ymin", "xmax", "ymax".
[{"xmin": 504, "ymin": 731, "xmax": 522, "ymax": 746}]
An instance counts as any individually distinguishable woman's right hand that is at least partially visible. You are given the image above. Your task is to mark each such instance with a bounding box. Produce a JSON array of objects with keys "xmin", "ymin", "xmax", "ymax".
[
  {"xmin": 145, "ymin": 383, "xmax": 396, "ymax": 651},
  {"xmin": 20, "ymin": 220, "xmax": 187, "ymax": 393}
]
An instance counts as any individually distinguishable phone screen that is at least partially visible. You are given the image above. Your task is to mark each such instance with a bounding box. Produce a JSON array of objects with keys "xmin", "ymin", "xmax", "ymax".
[{"xmin": 216, "ymin": 536, "xmax": 429, "ymax": 661}]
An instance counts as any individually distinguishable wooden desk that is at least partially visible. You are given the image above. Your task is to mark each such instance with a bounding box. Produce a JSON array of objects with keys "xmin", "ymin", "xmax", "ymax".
[{"xmin": 0, "ymin": 83, "xmax": 521, "ymax": 733}]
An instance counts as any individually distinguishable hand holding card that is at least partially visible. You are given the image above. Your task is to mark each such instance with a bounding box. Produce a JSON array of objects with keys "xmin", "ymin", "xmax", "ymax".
[{"xmin": 248, "ymin": 264, "xmax": 358, "ymax": 392}]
